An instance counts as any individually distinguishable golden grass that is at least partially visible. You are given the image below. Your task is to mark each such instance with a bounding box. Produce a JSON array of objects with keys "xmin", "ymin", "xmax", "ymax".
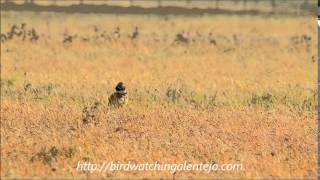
[{"xmin": 1, "ymin": 12, "xmax": 317, "ymax": 179}]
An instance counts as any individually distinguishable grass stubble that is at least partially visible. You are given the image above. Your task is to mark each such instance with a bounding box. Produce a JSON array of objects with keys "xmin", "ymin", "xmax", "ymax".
[{"xmin": 0, "ymin": 12, "xmax": 317, "ymax": 179}]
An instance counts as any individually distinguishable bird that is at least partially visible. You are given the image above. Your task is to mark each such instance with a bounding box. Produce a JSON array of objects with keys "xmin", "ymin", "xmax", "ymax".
[
  {"xmin": 108, "ymin": 82, "xmax": 128, "ymax": 107},
  {"xmin": 113, "ymin": 26, "xmax": 121, "ymax": 39},
  {"xmin": 131, "ymin": 26, "xmax": 139, "ymax": 40}
]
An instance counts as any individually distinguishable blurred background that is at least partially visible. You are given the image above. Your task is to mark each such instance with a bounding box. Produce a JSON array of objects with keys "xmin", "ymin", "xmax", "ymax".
[{"xmin": 1, "ymin": 0, "xmax": 316, "ymax": 16}]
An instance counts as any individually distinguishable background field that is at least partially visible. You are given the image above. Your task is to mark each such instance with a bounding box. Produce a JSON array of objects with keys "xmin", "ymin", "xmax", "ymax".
[
  {"xmin": 0, "ymin": 11, "xmax": 317, "ymax": 179},
  {"xmin": 1, "ymin": 0, "xmax": 316, "ymax": 14}
]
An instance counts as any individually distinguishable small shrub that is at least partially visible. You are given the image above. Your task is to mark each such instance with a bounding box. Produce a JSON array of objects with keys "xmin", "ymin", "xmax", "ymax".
[
  {"xmin": 30, "ymin": 146, "xmax": 59, "ymax": 166},
  {"xmin": 250, "ymin": 92, "xmax": 275, "ymax": 108}
]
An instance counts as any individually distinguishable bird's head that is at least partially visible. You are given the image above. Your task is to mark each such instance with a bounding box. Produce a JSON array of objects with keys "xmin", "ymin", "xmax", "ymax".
[{"xmin": 115, "ymin": 82, "xmax": 126, "ymax": 95}]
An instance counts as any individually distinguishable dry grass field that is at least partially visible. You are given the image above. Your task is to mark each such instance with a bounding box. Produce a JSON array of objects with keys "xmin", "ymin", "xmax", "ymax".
[{"xmin": 0, "ymin": 11, "xmax": 317, "ymax": 179}]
